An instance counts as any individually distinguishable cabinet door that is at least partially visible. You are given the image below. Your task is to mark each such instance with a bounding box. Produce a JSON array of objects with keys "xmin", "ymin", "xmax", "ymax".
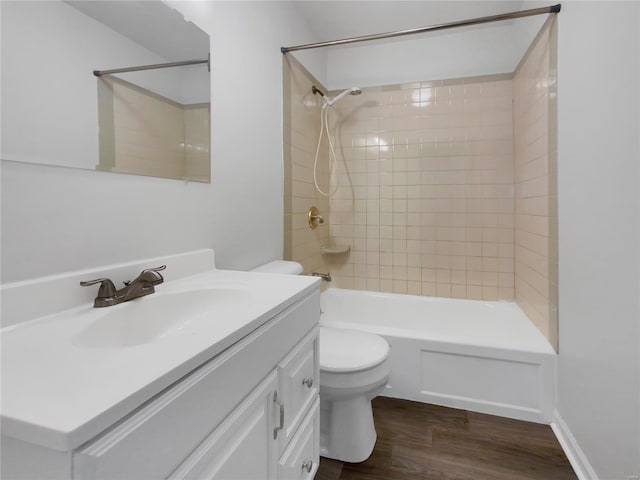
[{"xmin": 168, "ymin": 371, "xmax": 279, "ymax": 480}]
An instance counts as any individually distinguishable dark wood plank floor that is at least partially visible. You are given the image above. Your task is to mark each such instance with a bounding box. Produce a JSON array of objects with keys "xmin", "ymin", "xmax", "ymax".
[{"xmin": 316, "ymin": 397, "xmax": 577, "ymax": 480}]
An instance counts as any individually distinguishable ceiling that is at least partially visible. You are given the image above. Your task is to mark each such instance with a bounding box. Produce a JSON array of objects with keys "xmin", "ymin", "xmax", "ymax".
[{"xmin": 65, "ymin": 1, "xmax": 209, "ymax": 61}]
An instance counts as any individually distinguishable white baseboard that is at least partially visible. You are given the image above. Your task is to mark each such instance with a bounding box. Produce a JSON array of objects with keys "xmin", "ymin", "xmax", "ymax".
[{"xmin": 551, "ymin": 411, "xmax": 599, "ymax": 480}]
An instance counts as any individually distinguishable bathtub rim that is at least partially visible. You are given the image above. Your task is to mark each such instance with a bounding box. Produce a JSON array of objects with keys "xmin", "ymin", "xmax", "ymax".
[{"xmin": 320, "ymin": 287, "xmax": 556, "ymax": 356}]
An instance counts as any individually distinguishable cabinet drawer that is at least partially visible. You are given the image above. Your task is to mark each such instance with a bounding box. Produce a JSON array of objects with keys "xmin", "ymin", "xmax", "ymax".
[
  {"xmin": 278, "ymin": 399, "xmax": 319, "ymax": 480},
  {"xmin": 277, "ymin": 327, "xmax": 319, "ymax": 452},
  {"xmin": 73, "ymin": 291, "xmax": 320, "ymax": 480}
]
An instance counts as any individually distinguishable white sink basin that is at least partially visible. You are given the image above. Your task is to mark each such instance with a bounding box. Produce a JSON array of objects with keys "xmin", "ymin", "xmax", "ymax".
[{"xmin": 73, "ymin": 288, "xmax": 250, "ymax": 348}]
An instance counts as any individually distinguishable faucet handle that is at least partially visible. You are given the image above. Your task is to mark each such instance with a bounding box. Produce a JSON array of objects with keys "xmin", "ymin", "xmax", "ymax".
[
  {"xmin": 310, "ymin": 272, "xmax": 332, "ymax": 282},
  {"xmin": 137, "ymin": 265, "xmax": 166, "ymax": 285},
  {"xmin": 80, "ymin": 278, "xmax": 117, "ymax": 298}
]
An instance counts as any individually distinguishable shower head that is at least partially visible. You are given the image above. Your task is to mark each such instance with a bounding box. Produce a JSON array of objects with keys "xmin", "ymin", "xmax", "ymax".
[{"xmin": 324, "ymin": 87, "xmax": 362, "ymax": 107}]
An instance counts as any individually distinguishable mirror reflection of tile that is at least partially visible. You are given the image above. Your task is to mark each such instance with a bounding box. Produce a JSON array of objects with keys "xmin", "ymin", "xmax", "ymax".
[{"xmin": 98, "ymin": 76, "xmax": 210, "ymax": 182}]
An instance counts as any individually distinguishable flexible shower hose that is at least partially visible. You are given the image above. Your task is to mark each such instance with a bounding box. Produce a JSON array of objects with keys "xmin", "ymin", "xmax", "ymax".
[{"xmin": 313, "ymin": 104, "xmax": 340, "ymax": 197}]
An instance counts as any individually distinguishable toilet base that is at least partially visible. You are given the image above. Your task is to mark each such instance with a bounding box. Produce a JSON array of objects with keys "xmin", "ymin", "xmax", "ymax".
[{"xmin": 319, "ymin": 394, "xmax": 378, "ymax": 463}]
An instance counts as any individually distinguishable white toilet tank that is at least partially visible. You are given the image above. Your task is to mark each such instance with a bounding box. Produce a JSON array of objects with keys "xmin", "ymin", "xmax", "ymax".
[{"xmin": 250, "ymin": 260, "xmax": 303, "ymax": 275}]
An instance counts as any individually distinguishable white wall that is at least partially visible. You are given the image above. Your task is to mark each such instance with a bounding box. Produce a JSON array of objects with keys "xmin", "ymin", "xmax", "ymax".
[
  {"xmin": 179, "ymin": 66, "xmax": 211, "ymax": 105},
  {"xmin": 0, "ymin": 1, "xmax": 325, "ymax": 282},
  {"xmin": 324, "ymin": 22, "xmax": 518, "ymax": 89},
  {"xmin": 320, "ymin": 11, "xmax": 545, "ymax": 90},
  {"xmin": 557, "ymin": 2, "xmax": 640, "ymax": 479}
]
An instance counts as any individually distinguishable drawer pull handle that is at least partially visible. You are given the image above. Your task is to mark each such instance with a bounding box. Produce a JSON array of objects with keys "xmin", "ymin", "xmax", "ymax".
[
  {"xmin": 302, "ymin": 460, "xmax": 313, "ymax": 473},
  {"xmin": 302, "ymin": 377, "xmax": 313, "ymax": 388},
  {"xmin": 273, "ymin": 391, "xmax": 285, "ymax": 439}
]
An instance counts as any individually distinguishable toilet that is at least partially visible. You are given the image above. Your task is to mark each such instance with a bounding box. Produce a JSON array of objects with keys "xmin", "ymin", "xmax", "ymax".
[
  {"xmin": 251, "ymin": 261, "xmax": 391, "ymax": 463},
  {"xmin": 318, "ymin": 326, "xmax": 390, "ymax": 462}
]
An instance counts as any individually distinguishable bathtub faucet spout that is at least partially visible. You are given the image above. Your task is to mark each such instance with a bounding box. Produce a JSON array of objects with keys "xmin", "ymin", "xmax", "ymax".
[{"xmin": 310, "ymin": 272, "xmax": 332, "ymax": 282}]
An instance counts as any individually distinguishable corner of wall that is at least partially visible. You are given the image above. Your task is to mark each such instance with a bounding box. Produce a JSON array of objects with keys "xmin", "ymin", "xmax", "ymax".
[
  {"xmin": 512, "ymin": 15, "xmax": 558, "ymax": 350},
  {"xmin": 282, "ymin": 56, "xmax": 331, "ymax": 276},
  {"xmin": 551, "ymin": 411, "xmax": 600, "ymax": 480}
]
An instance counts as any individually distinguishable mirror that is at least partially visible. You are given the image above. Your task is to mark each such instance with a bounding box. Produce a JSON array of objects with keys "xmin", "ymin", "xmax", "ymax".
[{"xmin": 1, "ymin": 0, "xmax": 211, "ymax": 182}]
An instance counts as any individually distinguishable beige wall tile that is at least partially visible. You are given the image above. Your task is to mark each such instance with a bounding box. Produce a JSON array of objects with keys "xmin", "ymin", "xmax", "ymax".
[
  {"xmin": 107, "ymin": 80, "xmax": 190, "ymax": 180},
  {"xmin": 513, "ymin": 17, "xmax": 558, "ymax": 350},
  {"xmin": 283, "ymin": 56, "xmax": 330, "ymax": 276}
]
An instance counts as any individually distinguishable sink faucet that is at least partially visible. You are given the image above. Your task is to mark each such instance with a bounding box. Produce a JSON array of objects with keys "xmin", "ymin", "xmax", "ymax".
[{"xmin": 80, "ymin": 265, "xmax": 166, "ymax": 308}]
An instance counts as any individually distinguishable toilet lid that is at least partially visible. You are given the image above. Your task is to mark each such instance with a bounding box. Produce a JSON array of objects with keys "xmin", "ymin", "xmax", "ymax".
[{"xmin": 319, "ymin": 327, "xmax": 390, "ymax": 373}]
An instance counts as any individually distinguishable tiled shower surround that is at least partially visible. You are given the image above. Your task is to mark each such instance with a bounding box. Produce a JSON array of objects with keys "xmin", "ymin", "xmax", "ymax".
[
  {"xmin": 284, "ymin": 23, "xmax": 557, "ymax": 346},
  {"xmin": 327, "ymin": 76, "xmax": 516, "ymax": 301}
]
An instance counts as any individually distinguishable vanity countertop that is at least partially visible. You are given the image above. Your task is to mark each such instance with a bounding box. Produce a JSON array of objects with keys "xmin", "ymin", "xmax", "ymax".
[{"xmin": 1, "ymin": 268, "xmax": 320, "ymax": 451}]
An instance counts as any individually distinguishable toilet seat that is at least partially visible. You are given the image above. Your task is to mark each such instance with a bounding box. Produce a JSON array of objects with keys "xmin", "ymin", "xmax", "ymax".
[{"xmin": 319, "ymin": 327, "xmax": 390, "ymax": 373}]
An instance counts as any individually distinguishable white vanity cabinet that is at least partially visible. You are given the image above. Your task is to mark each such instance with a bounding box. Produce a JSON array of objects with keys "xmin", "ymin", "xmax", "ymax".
[
  {"xmin": 166, "ymin": 329, "xmax": 320, "ymax": 480},
  {"xmin": 2, "ymin": 289, "xmax": 320, "ymax": 480}
]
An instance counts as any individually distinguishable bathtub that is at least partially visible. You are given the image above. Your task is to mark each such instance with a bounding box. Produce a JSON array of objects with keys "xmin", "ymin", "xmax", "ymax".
[{"xmin": 320, "ymin": 288, "xmax": 556, "ymax": 423}]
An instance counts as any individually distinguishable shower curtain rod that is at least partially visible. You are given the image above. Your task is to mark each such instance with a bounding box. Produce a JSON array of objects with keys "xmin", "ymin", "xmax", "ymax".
[
  {"xmin": 281, "ymin": 4, "xmax": 560, "ymax": 53},
  {"xmin": 93, "ymin": 57, "xmax": 209, "ymax": 77}
]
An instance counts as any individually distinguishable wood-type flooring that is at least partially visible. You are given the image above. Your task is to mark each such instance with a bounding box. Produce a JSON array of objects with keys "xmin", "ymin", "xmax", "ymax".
[{"xmin": 315, "ymin": 397, "xmax": 577, "ymax": 480}]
